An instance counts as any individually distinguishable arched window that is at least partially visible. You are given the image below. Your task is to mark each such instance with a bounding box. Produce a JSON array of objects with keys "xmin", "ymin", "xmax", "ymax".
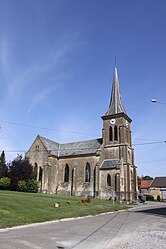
[
  {"xmin": 34, "ymin": 163, "xmax": 38, "ymax": 180},
  {"xmin": 131, "ymin": 170, "xmax": 133, "ymax": 178},
  {"xmin": 114, "ymin": 125, "xmax": 118, "ymax": 141},
  {"xmin": 64, "ymin": 164, "xmax": 69, "ymax": 182},
  {"xmin": 128, "ymin": 151, "xmax": 130, "ymax": 160},
  {"xmin": 39, "ymin": 167, "xmax": 42, "ymax": 182},
  {"xmin": 109, "ymin": 126, "xmax": 113, "ymax": 141},
  {"xmin": 85, "ymin": 163, "xmax": 90, "ymax": 182},
  {"xmin": 107, "ymin": 174, "xmax": 111, "ymax": 186},
  {"xmin": 39, "ymin": 167, "xmax": 43, "ymax": 191}
]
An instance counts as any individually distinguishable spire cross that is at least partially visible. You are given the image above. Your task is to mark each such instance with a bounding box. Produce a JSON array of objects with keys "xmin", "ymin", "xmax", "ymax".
[{"xmin": 115, "ymin": 56, "xmax": 117, "ymax": 68}]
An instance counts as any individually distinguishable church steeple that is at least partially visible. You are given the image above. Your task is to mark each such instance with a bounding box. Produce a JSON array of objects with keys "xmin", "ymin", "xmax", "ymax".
[
  {"xmin": 105, "ymin": 67, "xmax": 126, "ymax": 116},
  {"xmin": 102, "ymin": 67, "xmax": 132, "ymax": 147}
]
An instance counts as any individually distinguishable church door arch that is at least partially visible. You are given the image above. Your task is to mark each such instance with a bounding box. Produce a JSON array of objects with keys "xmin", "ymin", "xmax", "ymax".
[{"xmin": 39, "ymin": 166, "xmax": 43, "ymax": 192}]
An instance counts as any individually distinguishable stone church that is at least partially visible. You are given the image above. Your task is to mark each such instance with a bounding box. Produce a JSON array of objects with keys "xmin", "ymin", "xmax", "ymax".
[{"xmin": 26, "ymin": 67, "xmax": 138, "ymax": 201}]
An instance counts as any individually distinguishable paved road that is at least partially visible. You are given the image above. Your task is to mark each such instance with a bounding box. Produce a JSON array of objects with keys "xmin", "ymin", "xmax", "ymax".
[{"xmin": 0, "ymin": 202, "xmax": 166, "ymax": 249}]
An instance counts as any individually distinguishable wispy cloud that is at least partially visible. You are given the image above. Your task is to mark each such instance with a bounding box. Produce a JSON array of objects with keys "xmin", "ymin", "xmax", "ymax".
[
  {"xmin": 27, "ymin": 69, "xmax": 75, "ymax": 112},
  {"xmin": 28, "ymin": 86, "xmax": 54, "ymax": 112},
  {"xmin": 0, "ymin": 39, "xmax": 11, "ymax": 76},
  {"xmin": 8, "ymin": 31, "xmax": 82, "ymax": 98}
]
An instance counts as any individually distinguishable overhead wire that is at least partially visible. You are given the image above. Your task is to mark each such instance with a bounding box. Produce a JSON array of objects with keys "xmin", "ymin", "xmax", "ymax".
[
  {"xmin": 1, "ymin": 120, "xmax": 166, "ymax": 166},
  {"xmin": 137, "ymin": 158, "xmax": 166, "ymax": 164},
  {"xmin": 0, "ymin": 120, "xmax": 100, "ymax": 136},
  {"xmin": 1, "ymin": 119, "xmax": 166, "ymax": 144}
]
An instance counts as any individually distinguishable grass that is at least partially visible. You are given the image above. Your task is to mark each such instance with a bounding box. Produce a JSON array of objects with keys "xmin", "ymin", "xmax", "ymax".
[{"xmin": 0, "ymin": 191, "xmax": 131, "ymax": 229}]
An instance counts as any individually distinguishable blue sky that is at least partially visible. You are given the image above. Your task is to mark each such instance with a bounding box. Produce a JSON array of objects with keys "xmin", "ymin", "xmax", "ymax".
[{"xmin": 0, "ymin": 0, "xmax": 166, "ymax": 177}]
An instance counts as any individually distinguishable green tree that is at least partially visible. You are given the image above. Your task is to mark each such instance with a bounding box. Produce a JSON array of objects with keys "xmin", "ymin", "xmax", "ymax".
[
  {"xmin": 0, "ymin": 151, "xmax": 8, "ymax": 178},
  {"xmin": 27, "ymin": 179, "xmax": 38, "ymax": 193},
  {"xmin": 8, "ymin": 155, "xmax": 33, "ymax": 190},
  {"xmin": 141, "ymin": 175, "xmax": 153, "ymax": 180}
]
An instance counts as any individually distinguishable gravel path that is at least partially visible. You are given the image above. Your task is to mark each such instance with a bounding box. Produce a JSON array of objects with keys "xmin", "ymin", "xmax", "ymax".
[{"xmin": 111, "ymin": 214, "xmax": 166, "ymax": 249}]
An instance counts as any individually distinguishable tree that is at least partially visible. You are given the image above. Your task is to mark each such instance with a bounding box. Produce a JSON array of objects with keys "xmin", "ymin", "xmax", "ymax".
[
  {"xmin": 142, "ymin": 175, "xmax": 153, "ymax": 180},
  {"xmin": 0, "ymin": 151, "xmax": 8, "ymax": 178},
  {"xmin": 8, "ymin": 155, "xmax": 33, "ymax": 190},
  {"xmin": 27, "ymin": 179, "xmax": 38, "ymax": 193}
]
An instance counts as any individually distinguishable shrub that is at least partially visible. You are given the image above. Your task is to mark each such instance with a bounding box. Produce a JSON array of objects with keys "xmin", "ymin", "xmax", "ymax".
[
  {"xmin": 17, "ymin": 180, "xmax": 27, "ymax": 192},
  {"xmin": 27, "ymin": 179, "xmax": 38, "ymax": 193},
  {"xmin": 145, "ymin": 195, "xmax": 154, "ymax": 201},
  {"xmin": 0, "ymin": 177, "xmax": 11, "ymax": 190},
  {"xmin": 157, "ymin": 195, "xmax": 161, "ymax": 202}
]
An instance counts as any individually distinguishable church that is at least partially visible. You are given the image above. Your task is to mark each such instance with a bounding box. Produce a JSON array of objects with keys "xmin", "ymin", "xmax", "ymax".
[{"xmin": 26, "ymin": 67, "xmax": 138, "ymax": 201}]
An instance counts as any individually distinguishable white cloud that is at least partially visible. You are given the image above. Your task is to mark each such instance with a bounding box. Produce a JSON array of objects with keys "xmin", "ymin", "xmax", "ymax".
[
  {"xmin": 8, "ymin": 31, "xmax": 82, "ymax": 98},
  {"xmin": 28, "ymin": 86, "xmax": 54, "ymax": 112}
]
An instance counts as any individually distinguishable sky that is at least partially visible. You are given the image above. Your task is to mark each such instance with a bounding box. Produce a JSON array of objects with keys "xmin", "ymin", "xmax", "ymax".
[{"xmin": 0, "ymin": 0, "xmax": 166, "ymax": 177}]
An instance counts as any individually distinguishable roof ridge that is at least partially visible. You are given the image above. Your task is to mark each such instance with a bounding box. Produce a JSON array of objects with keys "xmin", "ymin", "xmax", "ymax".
[
  {"xmin": 37, "ymin": 135, "xmax": 48, "ymax": 150},
  {"xmin": 40, "ymin": 135, "xmax": 59, "ymax": 145},
  {"xmin": 60, "ymin": 137, "xmax": 102, "ymax": 146}
]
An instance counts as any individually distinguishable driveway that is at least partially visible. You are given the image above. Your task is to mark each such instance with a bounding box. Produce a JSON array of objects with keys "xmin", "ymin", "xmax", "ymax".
[{"xmin": 0, "ymin": 201, "xmax": 166, "ymax": 249}]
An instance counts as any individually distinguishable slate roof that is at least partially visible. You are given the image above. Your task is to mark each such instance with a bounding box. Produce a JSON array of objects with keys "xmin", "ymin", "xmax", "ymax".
[
  {"xmin": 100, "ymin": 159, "xmax": 119, "ymax": 169},
  {"xmin": 39, "ymin": 136, "xmax": 59, "ymax": 156},
  {"xmin": 59, "ymin": 139, "xmax": 102, "ymax": 157},
  {"xmin": 39, "ymin": 136, "xmax": 102, "ymax": 157},
  {"xmin": 150, "ymin": 177, "xmax": 166, "ymax": 188},
  {"xmin": 105, "ymin": 67, "xmax": 126, "ymax": 116}
]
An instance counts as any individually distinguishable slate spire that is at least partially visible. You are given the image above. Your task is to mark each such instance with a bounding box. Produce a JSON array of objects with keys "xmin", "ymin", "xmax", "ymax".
[{"xmin": 106, "ymin": 67, "xmax": 126, "ymax": 116}]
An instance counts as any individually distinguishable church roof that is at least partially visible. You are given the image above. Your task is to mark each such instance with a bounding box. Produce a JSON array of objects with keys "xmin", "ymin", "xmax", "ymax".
[
  {"xmin": 39, "ymin": 136, "xmax": 59, "ymax": 156},
  {"xmin": 105, "ymin": 67, "xmax": 126, "ymax": 116},
  {"xmin": 60, "ymin": 138, "xmax": 102, "ymax": 157},
  {"xmin": 100, "ymin": 159, "xmax": 119, "ymax": 169},
  {"xmin": 39, "ymin": 136, "xmax": 102, "ymax": 157}
]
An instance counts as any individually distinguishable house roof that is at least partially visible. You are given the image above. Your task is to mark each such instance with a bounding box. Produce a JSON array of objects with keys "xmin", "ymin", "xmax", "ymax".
[
  {"xmin": 150, "ymin": 177, "xmax": 166, "ymax": 188},
  {"xmin": 140, "ymin": 179, "xmax": 153, "ymax": 189},
  {"xmin": 100, "ymin": 159, "xmax": 119, "ymax": 169},
  {"xmin": 39, "ymin": 135, "xmax": 102, "ymax": 157}
]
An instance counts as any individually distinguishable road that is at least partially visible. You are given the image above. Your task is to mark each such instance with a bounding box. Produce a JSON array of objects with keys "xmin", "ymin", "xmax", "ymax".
[{"xmin": 0, "ymin": 201, "xmax": 166, "ymax": 249}]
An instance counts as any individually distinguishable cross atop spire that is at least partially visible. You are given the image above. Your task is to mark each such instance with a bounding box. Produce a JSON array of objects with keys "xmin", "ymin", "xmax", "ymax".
[{"xmin": 105, "ymin": 67, "xmax": 126, "ymax": 116}]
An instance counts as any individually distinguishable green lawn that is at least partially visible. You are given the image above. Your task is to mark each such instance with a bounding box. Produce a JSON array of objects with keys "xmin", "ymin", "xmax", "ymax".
[{"xmin": 0, "ymin": 191, "xmax": 130, "ymax": 229}]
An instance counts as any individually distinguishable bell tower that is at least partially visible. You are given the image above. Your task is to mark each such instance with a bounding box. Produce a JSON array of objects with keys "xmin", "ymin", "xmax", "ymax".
[
  {"xmin": 99, "ymin": 67, "xmax": 137, "ymax": 201},
  {"xmin": 102, "ymin": 67, "xmax": 132, "ymax": 149}
]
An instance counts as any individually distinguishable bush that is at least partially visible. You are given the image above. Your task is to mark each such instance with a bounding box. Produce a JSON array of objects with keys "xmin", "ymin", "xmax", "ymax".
[
  {"xmin": 145, "ymin": 195, "xmax": 154, "ymax": 201},
  {"xmin": 157, "ymin": 195, "xmax": 161, "ymax": 202},
  {"xmin": 27, "ymin": 179, "xmax": 38, "ymax": 193},
  {"xmin": 17, "ymin": 180, "xmax": 27, "ymax": 192},
  {"xmin": 0, "ymin": 177, "xmax": 11, "ymax": 190}
]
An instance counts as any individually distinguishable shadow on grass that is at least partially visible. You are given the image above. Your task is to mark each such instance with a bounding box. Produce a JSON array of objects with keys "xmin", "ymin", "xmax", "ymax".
[{"xmin": 135, "ymin": 207, "xmax": 166, "ymax": 218}]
